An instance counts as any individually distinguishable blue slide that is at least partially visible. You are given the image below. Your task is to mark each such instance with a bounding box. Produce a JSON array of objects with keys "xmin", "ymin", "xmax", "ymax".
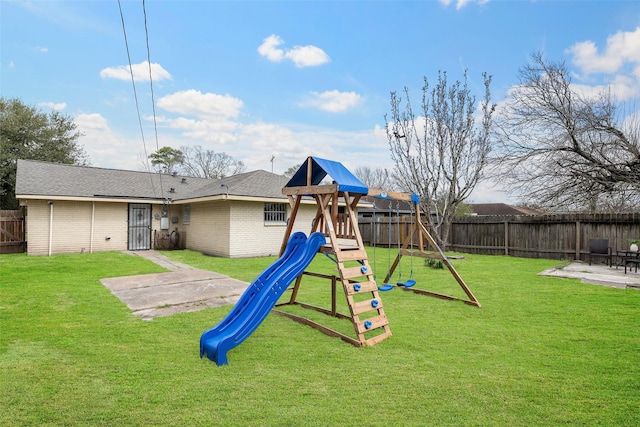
[{"xmin": 200, "ymin": 231, "xmax": 326, "ymax": 366}]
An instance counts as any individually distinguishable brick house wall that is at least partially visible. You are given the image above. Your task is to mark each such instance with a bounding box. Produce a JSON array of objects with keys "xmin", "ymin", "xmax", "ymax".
[
  {"xmin": 183, "ymin": 200, "xmax": 231, "ymax": 257},
  {"xmin": 24, "ymin": 200, "xmax": 129, "ymax": 255},
  {"xmin": 23, "ymin": 197, "xmax": 320, "ymax": 257},
  {"xmin": 24, "ymin": 199, "xmax": 177, "ymax": 256},
  {"xmin": 184, "ymin": 199, "xmax": 317, "ymax": 258}
]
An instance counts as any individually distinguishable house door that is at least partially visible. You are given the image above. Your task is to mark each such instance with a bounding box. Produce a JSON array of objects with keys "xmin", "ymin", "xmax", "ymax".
[{"xmin": 128, "ymin": 203, "xmax": 152, "ymax": 250}]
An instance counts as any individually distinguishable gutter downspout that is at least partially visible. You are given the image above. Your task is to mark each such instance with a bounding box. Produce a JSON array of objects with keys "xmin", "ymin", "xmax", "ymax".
[
  {"xmin": 48, "ymin": 201, "xmax": 54, "ymax": 256},
  {"xmin": 90, "ymin": 201, "xmax": 95, "ymax": 253}
]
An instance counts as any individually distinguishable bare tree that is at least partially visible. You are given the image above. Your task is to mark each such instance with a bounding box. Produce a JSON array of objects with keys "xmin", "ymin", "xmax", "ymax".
[
  {"xmin": 386, "ymin": 70, "xmax": 495, "ymax": 249},
  {"xmin": 283, "ymin": 164, "xmax": 301, "ymax": 178},
  {"xmin": 353, "ymin": 165, "xmax": 393, "ymax": 190},
  {"xmin": 179, "ymin": 145, "xmax": 245, "ymax": 179},
  {"xmin": 494, "ymin": 52, "xmax": 640, "ymax": 212}
]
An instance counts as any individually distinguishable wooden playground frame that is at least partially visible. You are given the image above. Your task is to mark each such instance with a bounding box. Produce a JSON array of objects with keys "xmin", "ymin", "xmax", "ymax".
[
  {"xmin": 272, "ymin": 157, "xmax": 480, "ymax": 348},
  {"xmin": 273, "ymin": 181, "xmax": 391, "ymax": 347},
  {"xmin": 367, "ymin": 189, "xmax": 481, "ymax": 308}
]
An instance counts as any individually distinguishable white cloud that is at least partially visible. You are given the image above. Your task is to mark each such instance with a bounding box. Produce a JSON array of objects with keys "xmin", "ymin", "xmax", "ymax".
[
  {"xmin": 156, "ymin": 116, "xmax": 239, "ymax": 144},
  {"xmin": 571, "ymin": 78, "xmax": 638, "ymax": 102},
  {"xmin": 100, "ymin": 61, "xmax": 172, "ymax": 82},
  {"xmin": 229, "ymin": 123, "xmax": 391, "ymax": 175},
  {"xmin": 257, "ymin": 35, "xmax": 286, "ymax": 62},
  {"xmin": 565, "ymin": 28, "xmax": 640, "ymax": 101},
  {"xmin": 75, "ymin": 113, "xmax": 142, "ymax": 170},
  {"xmin": 153, "ymin": 90, "xmax": 244, "ymax": 145},
  {"xmin": 157, "ymin": 89, "xmax": 243, "ymax": 119},
  {"xmin": 8, "ymin": 61, "xmax": 15, "ymax": 69},
  {"xmin": 567, "ymin": 27, "xmax": 640, "ymax": 76},
  {"xmin": 439, "ymin": 0, "xmax": 490, "ymax": 10},
  {"xmin": 286, "ymin": 45, "xmax": 331, "ymax": 68},
  {"xmin": 242, "ymin": 122, "xmax": 302, "ymax": 152},
  {"xmin": 258, "ymin": 34, "xmax": 330, "ymax": 68},
  {"xmin": 301, "ymin": 90, "xmax": 364, "ymax": 113},
  {"xmin": 75, "ymin": 113, "xmax": 109, "ymax": 131},
  {"xmin": 38, "ymin": 101, "xmax": 66, "ymax": 111},
  {"xmin": 468, "ymin": 178, "xmax": 516, "ymax": 204}
]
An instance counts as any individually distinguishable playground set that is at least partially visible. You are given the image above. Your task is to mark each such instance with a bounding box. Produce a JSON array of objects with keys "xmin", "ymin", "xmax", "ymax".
[{"xmin": 200, "ymin": 157, "xmax": 480, "ymax": 365}]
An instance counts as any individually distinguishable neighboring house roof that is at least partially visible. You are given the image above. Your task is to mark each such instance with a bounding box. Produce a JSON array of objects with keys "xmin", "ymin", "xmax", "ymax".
[
  {"xmin": 15, "ymin": 159, "xmax": 289, "ymax": 203},
  {"xmin": 469, "ymin": 203, "xmax": 544, "ymax": 216},
  {"xmin": 285, "ymin": 156, "xmax": 368, "ymax": 195},
  {"xmin": 358, "ymin": 196, "xmax": 413, "ymax": 215}
]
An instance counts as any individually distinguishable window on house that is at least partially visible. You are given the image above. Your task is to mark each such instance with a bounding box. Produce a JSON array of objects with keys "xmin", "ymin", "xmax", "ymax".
[
  {"xmin": 182, "ymin": 204, "xmax": 190, "ymax": 224},
  {"xmin": 264, "ymin": 203, "xmax": 286, "ymax": 224}
]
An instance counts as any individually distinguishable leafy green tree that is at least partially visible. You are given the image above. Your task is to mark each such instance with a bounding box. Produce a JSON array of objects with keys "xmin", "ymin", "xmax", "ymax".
[
  {"xmin": 148, "ymin": 146, "xmax": 184, "ymax": 174},
  {"xmin": 0, "ymin": 97, "xmax": 88, "ymax": 209}
]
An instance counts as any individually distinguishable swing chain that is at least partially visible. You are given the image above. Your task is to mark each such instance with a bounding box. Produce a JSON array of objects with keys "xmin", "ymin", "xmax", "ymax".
[{"xmin": 396, "ymin": 200, "xmax": 402, "ymax": 280}]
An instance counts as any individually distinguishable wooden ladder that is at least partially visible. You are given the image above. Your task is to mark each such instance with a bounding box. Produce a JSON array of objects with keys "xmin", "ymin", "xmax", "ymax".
[
  {"xmin": 317, "ymin": 191, "xmax": 391, "ymax": 346},
  {"xmin": 335, "ymin": 251, "xmax": 392, "ymax": 346}
]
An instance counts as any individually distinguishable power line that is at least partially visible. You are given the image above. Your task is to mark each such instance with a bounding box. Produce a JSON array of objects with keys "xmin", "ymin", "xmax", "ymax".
[
  {"xmin": 116, "ymin": 0, "xmax": 161, "ymax": 198},
  {"xmin": 142, "ymin": 0, "xmax": 164, "ymax": 197}
]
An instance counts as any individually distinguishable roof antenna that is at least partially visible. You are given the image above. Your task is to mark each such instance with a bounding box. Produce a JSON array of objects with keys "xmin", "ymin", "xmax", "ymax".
[{"xmin": 270, "ymin": 155, "xmax": 275, "ymax": 173}]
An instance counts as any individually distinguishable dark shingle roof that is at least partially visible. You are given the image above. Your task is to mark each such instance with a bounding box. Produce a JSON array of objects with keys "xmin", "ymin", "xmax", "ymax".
[
  {"xmin": 15, "ymin": 159, "xmax": 289, "ymax": 202},
  {"xmin": 470, "ymin": 203, "xmax": 544, "ymax": 216}
]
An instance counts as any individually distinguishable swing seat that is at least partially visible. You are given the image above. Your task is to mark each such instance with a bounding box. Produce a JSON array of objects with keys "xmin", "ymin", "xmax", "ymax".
[
  {"xmin": 397, "ymin": 279, "xmax": 416, "ymax": 288},
  {"xmin": 378, "ymin": 283, "xmax": 394, "ymax": 292}
]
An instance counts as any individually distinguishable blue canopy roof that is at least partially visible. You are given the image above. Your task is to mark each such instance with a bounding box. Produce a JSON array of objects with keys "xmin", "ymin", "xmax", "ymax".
[{"xmin": 285, "ymin": 157, "xmax": 368, "ymax": 195}]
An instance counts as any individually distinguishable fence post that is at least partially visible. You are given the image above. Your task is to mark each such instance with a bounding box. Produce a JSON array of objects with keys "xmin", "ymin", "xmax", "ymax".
[
  {"xmin": 575, "ymin": 221, "xmax": 581, "ymax": 261},
  {"xmin": 504, "ymin": 220, "xmax": 509, "ymax": 256}
]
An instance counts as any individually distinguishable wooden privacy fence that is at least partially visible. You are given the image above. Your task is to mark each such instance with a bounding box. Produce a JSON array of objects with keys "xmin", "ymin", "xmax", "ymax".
[
  {"xmin": 360, "ymin": 216, "xmax": 419, "ymax": 248},
  {"xmin": 0, "ymin": 209, "xmax": 26, "ymax": 254},
  {"xmin": 360, "ymin": 213, "xmax": 640, "ymax": 261}
]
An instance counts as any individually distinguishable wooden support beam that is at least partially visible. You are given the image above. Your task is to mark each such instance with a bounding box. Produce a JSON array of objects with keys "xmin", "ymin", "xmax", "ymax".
[
  {"xmin": 271, "ymin": 309, "xmax": 362, "ymax": 347},
  {"xmin": 367, "ymin": 188, "xmax": 416, "ymax": 202},
  {"xmin": 279, "ymin": 195, "xmax": 302, "ymax": 256},
  {"xmin": 282, "ymin": 184, "xmax": 338, "ymax": 196}
]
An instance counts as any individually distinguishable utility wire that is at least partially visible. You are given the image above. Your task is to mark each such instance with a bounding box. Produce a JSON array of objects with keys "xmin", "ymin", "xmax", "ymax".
[
  {"xmin": 117, "ymin": 0, "xmax": 158, "ymax": 198},
  {"xmin": 142, "ymin": 0, "xmax": 164, "ymax": 198}
]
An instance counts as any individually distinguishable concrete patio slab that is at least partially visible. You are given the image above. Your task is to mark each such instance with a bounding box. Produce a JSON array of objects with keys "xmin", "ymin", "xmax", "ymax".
[
  {"xmin": 539, "ymin": 261, "xmax": 640, "ymax": 289},
  {"xmin": 100, "ymin": 251, "xmax": 250, "ymax": 320}
]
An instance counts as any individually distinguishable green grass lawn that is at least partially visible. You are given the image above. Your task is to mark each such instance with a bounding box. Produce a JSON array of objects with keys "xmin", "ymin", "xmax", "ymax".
[{"xmin": 1, "ymin": 250, "xmax": 638, "ymax": 426}]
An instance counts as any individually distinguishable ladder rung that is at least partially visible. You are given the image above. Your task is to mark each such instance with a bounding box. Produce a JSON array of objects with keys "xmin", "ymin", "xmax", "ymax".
[
  {"xmin": 336, "ymin": 250, "xmax": 368, "ymax": 261},
  {"xmin": 344, "ymin": 280, "xmax": 378, "ymax": 295},
  {"xmin": 352, "ymin": 298, "xmax": 383, "ymax": 315},
  {"xmin": 364, "ymin": 330, "xmax": 392, "ymax": 346},
  {"xmin": 356, "ymin": 314, "xmax": 389, "ymax": 334},
  {"xmin": 340, "ymin": 265, "xmax": 369, "ymax": 279}
]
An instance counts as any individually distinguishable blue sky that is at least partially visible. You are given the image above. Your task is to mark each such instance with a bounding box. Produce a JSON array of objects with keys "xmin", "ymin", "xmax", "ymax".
[{"xmin": 2, "ymin": 0, "xmax": 640, "ymax": 203}]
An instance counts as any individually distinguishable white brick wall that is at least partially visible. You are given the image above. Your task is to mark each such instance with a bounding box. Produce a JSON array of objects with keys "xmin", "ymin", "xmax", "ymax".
[
  {"xmin": 91, "ymin": 202, "xmax": 128, "ymax": 252},
  {"xmin": 227, "ymin": 201, "xmax": 318, "ymax": 258},
  {"xmin": 24, "ymin": 197, "xmax": 322, "ymax": 257},
  {"xmin": 184, "ymin": 201, "xmax": 231, "ymax": 257},
  {"xmin": 25, "ymin": 200, "xmax": 129, "ymax": 255},
  {"xmin": 229, "ymin": 201, "xmax": 282, "ymax": 258}
]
